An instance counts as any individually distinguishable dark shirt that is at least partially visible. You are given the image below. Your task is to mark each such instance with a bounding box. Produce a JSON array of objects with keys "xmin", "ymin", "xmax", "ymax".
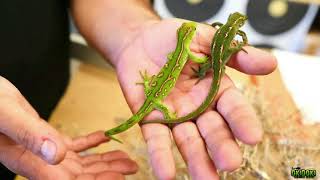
[
  {"xmin": 0, "ymin": 1, "xmax": 69, "ymax": 178},
  {"xmin": 0, "ymin": 0, "xmax": 70, "ymax": 119}
]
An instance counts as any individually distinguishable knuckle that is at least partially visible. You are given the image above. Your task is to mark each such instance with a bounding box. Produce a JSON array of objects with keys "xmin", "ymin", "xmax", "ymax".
[
  {"xmin": 177, "ymin": 133, "xmax": 202, "ymax": 152},
  {"xmin": 16, "ymin": 129, "xmax": 37, "ymax": 153},
  {"xmin": 224, "ymin": 102, "xmax": 247, "ymax": 120}
]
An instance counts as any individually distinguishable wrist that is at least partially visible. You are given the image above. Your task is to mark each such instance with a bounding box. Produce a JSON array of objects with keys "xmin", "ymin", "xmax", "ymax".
[
  {"xmin": 106, "ymin": 14, "xmax": 160, "ymax": 68},
  {"xmin": 71, "ymin": 0, "xmax": 161, "ymax": 67}
]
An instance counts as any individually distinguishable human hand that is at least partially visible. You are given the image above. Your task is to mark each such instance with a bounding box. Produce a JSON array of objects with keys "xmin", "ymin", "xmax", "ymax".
[
  {"xmin": 0, "ymin": 77, "xmax": 138, "ymax": 179},
  {"xmin": 114, "ymin": 19, "xmax": 277, "ymax": 180}
]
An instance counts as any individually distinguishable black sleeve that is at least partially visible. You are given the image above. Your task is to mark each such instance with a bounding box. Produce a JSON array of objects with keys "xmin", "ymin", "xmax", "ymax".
[{"xmin": 0, "ymin": 0, "xmax": 70, "ymax": 119}]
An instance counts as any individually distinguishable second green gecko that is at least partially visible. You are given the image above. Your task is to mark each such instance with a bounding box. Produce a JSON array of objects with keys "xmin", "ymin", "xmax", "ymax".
[
  {"xmin": 141, "ymin": 12, "xmax": 249, "ymax": 125},
  {"xmin": 105, "ymin": 22, "xmax": 208, "ymax": 142}
]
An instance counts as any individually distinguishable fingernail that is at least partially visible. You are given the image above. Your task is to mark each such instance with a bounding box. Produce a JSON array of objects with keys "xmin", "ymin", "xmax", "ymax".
[{"xmin": 41, "ymin": 140, "xmax": 57, "ymax": 163}]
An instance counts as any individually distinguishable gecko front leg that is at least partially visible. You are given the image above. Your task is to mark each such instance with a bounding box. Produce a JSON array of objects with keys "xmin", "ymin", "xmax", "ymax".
[
  {"xmin": 191, "ymin": 60, "xmax": 212, "ymax": 80},
  {"xmin": 136, "ymin": 70, "xmax": 155, "ymax": 96},
  {"xmin": 211, "ymin": 22, "xmax": 223, "ymax": 29}
]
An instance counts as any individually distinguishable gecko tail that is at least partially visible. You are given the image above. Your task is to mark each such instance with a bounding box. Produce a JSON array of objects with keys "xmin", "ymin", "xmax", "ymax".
[
  {"xmin": 105, "ymin": 133, "xmax": 123, "ymax": 144},
  {"xmin": 104, "ymin": 112, "xmax": 145, "ymax": 143}
]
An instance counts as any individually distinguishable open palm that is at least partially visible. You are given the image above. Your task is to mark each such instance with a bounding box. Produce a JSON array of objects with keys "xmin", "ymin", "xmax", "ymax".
[
  {"xmin": 1, "ymin": 131, "xmax": 137, "ymax": 180},
  {"xmin": 115, "ymin": 18, "xmax": 277, "ymax": 180}
]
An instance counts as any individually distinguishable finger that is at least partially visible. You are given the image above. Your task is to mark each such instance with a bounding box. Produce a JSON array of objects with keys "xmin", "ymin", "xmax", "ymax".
[
  {"xmin": 0, "ymin": 77, "xmax": 68, "ymax": 164},
  {"xmin": 172, "ymin": 122, "xmax": 219, "ymax": 180},
  {"xmin": 188, "ymin": 74, "xmax": 234, "ymax": 109},
  {"xmin": 0, "ymin": 134, "xmax": 46, "ymax": 179},
  {"xmin": 81, "ymin": 150, "xmax": 130, "ymax": 165},
  {"xmin": 0, "ymin": 77, "xmax": 39, "ymax": 118},
  {"xmin": 141, "ymin": 124, "xmax": 176, "ymax": 180},
  {"xmin": 197, "ymin": 111, "xmax": 242, "ymax": 171},
  {"xmin": 193, "ymin": 22, "xmax": 215, "ymax": 54},
  {"xmin": 0, "ymin": 101, "xmax": 67, "ymax": 164},
  {"xmin": 217, "ymin": 87, "xmax": 263, "ymax": 145},
  {"xmin": 71, "ymin": 131, "xmax": 110, "ymax": 152},
  {"xmin": 77, "ymin": 172, "xmax": 124, "ymax": 180},
  {"xmin": 195, "ymin": 24, "xmax": 277, "ymax": 75},
  {"xmin": 95, "ymin": 172, "xmax": 125, "ymax": 180},
  {"xmin": 83, "ymin": 159, "xmax": 138, "ymax": 175},
  {"xmin": 227, "ymin": 46, "xmax": 277, "ymax": 75}
]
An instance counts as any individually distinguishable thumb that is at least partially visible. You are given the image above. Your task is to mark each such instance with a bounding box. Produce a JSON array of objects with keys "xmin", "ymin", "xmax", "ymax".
[{"xmin": 0, "ymin": 101, "xmax": 67, "ymax": 164}]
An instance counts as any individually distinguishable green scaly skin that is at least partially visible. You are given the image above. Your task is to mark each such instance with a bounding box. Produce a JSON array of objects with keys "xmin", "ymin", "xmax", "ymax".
[
  {"xmin": 140, "ymin": 12, "xmax": 249, "ymax": 125},
  {"xmin": 105, "ymin": 22, "xmax": 208, "ymax": 143}
]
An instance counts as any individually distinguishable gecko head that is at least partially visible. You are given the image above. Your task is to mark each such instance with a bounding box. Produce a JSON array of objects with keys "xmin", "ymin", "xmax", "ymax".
[
  {"xmin": 177, "ymin": 21, "xmax": 197, "ymax": 38},
  {"xmin": 228, "ymin": 12, "xmax": 248, "ymax": 28}
]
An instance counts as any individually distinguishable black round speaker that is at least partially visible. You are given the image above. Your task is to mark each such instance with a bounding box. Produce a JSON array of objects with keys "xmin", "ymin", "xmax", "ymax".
[
  {"xmin": 247, "ymin": 0, "xmax": 310, "ymax": 35},
  {"xmin": 164, "ymin": 0, "xmax": 224, "ymax": 22}
]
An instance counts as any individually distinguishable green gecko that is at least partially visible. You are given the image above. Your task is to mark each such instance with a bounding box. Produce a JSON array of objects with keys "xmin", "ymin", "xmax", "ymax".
[
  {"xmin": 140, "ymin": 12, "xmax": 249, "ymax": 125},
  {"xmin": 105, "ymin": 22, "xmax": 208, "ymax": 142}
]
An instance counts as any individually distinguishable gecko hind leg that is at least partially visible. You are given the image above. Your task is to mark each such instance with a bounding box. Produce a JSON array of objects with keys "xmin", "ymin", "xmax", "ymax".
[
  {"xmin": 153, "ymin": 101, "xmax": 177, "ymax": 120},
  {"xmin": 188, "ymin": 51, "xmax": 210, "ymax": 84},
  {"xmin": 188, "ymin": 52, "xmax": 208, "ymax": 64}
]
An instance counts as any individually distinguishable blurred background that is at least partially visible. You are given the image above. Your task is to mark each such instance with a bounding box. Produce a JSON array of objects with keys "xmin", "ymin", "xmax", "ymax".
[
  {"xmin": 71, "ymin": 0, "xmax": 320, "ymax": 54},
  {"xmin": 153, "ymin": 0, "xmax": 320, "ymax": 52}
]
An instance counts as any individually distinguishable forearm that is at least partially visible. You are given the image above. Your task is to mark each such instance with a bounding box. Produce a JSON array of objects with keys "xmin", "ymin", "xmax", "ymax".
[{"xmin": 71, "ymin": 0, "xmax": 160, "ymax": 66}]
